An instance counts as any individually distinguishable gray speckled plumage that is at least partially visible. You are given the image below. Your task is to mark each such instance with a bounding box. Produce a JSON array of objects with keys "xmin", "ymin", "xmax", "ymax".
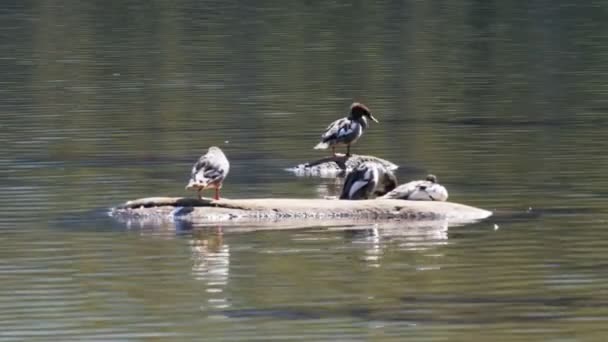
[
  {"xmin": 314, "ymin": 102, "xmax": 379, "ymax": 156},
  {"xmin": 340, "ymin": 161, "xmax": 397, "ymax": 200},
  {"xmin": 381, "ymin": 174, "xmax": 448, "ymax": 201},
  {"xmin": 186, "ymin": 146, "xmax": 230, "ymax": 200}
]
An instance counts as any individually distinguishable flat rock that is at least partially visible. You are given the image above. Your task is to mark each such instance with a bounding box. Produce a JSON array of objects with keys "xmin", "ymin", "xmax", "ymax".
[{"xmin": 109, "ymin": 196, "xmax": 492, "ymax": 230}]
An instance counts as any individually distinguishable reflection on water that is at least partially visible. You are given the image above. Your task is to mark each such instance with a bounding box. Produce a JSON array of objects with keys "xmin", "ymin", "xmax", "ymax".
[
  {"xmin": 189, "ymin": 230, "xmax": 231, "ymax": 310},
  {"xmin": 349, "ymin": 228, "xmax": 383, "ymax": 267},
  {"xmin": 342, "ymin": 221, "xmax": 449, "ymax": 268},
  {"xmin": 313, "ymin": 177, "xmax": 345, "ymax": 198}
]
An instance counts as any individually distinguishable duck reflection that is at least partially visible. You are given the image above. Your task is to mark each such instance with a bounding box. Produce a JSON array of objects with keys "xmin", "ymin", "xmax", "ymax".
[
  {"xmin": 347, "ymin": 227, "xmax": 382, "ymax": 267},
  {"xmin": 189, "ymin": 228, "xmax": 230, "ymax": 310},
  {"xmin": 342, "ymin": 220, "xmax": 449, "ymax": 267}
]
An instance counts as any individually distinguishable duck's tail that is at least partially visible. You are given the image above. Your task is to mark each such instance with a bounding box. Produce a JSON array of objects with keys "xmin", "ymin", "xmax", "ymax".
[
  {"xmin": 185, "ymin": 179, "xmax": 207, "ymax": 190},
  {"xmin": 185, "ymin": 179, "xmax": 196, "ymax": 190},
  {"xmin": 314, "ymin": 142, "xmax": 329, "ymax": 150}
]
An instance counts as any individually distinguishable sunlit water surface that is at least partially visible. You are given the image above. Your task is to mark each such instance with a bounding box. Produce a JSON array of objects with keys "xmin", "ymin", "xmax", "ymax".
[{"xmin": 2, "ymin": 1, "xmax": 608, "ymax": 341}]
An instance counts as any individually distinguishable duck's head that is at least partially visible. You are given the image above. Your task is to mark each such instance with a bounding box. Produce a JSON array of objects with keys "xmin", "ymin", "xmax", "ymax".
[
  {"xmin": 208, "ymin": 146, "xmax": 223, "ymax": 154},
  {"xmin": 374, "ymin": 170, "xmax": 398, "ymax": 197},
  {"xmin": 206, "ymin": 146, "xmax": 227, "ymax": 159},
  {"xmin": 349, "ymin": 102, "xmax": 379, "ymax": 123},
  {"xmin": 426, "ymin": 174, "xmax": 437, "ymax": 183}
]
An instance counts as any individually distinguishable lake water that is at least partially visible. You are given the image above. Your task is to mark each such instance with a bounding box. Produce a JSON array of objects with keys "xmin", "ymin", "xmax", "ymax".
[{"xmin": 2, "ymin": 1, "xmax": 608, "ymax": 341}]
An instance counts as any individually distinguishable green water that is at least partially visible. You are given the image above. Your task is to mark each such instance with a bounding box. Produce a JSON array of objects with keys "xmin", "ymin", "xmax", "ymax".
[{"xmin": 2, "ymin": 1, "xmax": 608, "ymax": 340}]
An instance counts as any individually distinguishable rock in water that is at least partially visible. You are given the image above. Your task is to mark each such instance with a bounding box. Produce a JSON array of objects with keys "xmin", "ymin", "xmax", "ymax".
[
  {"xmin": 286, "ymin": 154, "xmax": 398, "ymax": 178},
  {"xmin": 109, "ymin": 196, "xmax": 493, "ymax": 230}
]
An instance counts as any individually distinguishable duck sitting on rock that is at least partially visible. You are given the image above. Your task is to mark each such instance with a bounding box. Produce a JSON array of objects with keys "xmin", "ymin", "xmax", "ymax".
[
  {"xmin": 381, "ymin": 174, "xmax": 448, "ymax": 201},
  {"xmin": 185, "ymin": 146, "xmax": 230, "ymax": 200},
  {"xmin": 340, "ymin": 161, "xmax": 397, "ymax": 200},
  {"xmin": 314, "ymin": 102, "xmax": 379, "ymax": 157}
]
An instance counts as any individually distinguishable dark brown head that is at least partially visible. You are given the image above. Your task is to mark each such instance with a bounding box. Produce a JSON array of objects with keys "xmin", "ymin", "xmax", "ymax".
[
  {"xmin": 425, "ymin": 174, "xmax": 437, "ymax": 183},
  {"xmin": 374, "ymin": 171, "xmax": 398, "ymax": 196},
  {"xmin": 349, "ymin": 102, "xmax": 379, "ymax": 123}
]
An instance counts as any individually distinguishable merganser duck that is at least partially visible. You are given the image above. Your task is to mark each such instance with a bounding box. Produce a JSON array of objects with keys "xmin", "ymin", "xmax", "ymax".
[
  {"xmin": 381, "ymin": 174, "xmax": 448, "ymax": 201},
  {"xmin": 339, "ymin": 161, "xmax": 397, "ymax": 200},
  {"xmin": 314, "ymin": 102, "xmax": 379, "ymax": 157},
  {"xmin": 185, "ymin": 146, "xmax": 230, "ymax": 200}
]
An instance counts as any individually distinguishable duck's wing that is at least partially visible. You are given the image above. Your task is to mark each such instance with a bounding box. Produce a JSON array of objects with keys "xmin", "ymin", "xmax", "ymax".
[
  {"xmin": 424, "ymin": 183, "xmax": 449, "ymax": 201},
  {"xmin": 340, "ymin": 163, "xmax": 378, "ymax": 200},
  {"xmin": 402, "ymin": 181, "xmax": 449, "ymax": 201},
  {"xmin": 190, "ymin": 151, "xmax": 229, "ymax": 186},
  {"xmin": 381, "ymin": 180, "xmax": 422, "ymax": 199},
  {"xmin": 320, "ymin": 118, "xmax": 359, "ymax": 143}
]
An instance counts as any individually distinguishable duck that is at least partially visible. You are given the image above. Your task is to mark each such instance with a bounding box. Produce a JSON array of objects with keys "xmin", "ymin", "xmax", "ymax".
[
  {"xmin": 314, "ymin": 102, "xmax": 379, "ymax": 157},
  {"xmin": 185, "ymin": 146, "xmax": 230, "ymax": 200},
  {"xmin": 339, "ymin": 161, "xmax": 397, "ymax": 200},
  {"xmin": 381, "ymin": 174, "xmax": 448, "ymax": 201}
]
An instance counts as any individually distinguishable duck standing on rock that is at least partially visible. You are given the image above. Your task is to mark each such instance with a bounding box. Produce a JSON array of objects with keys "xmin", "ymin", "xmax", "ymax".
[
  {"xmin": 381, "ymin": 174, "xmax": 448, "ymax": 201},
  {"xmin": 340, "ymin": 161, "xmax": 397, "ymax": 200},
  {"xmin": 314, "ymin": 102, "xmax": 379, "ymax": 157},
  {"xmin": 185, "ymin": 146, "xmax": 230, "ymax": 200}
]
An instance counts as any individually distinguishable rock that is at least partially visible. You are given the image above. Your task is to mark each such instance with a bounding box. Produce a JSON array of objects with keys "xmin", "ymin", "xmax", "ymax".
[
  {"xmin": 109, "ymin": 196, "xmax": 492, "ymax": 230},
  {"xmin": 286, "ymin": 153, "xmax": 398, "ymax": 177}
]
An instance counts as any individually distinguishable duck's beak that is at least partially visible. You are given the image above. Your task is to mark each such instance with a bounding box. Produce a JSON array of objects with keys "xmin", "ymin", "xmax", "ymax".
[{"xmin": 369, "ymin": 114, "xmax": 379, "ymax": 123}]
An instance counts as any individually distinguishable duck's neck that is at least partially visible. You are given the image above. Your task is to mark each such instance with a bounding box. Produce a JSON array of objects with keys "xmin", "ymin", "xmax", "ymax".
[{"xmin": 354, "ymin": 116, "xmax": 368, "ymax": 130}]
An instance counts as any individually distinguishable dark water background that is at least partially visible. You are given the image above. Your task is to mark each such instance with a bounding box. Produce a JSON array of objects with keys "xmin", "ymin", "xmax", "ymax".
[{"xmin": 2, "ymin": 1, "xmax": 608, "ymax": 340}]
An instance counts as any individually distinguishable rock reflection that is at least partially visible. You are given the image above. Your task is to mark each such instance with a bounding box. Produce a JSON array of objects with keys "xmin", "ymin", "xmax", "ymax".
[
  {"xmin": 396, "ymin": 220, "xmax": 449, "ymax": 251},
  {"xmin": 342, "ymin": 220, "xmax": 450, "ymax": 267},
  {"xmin": 314, "ymin": 177, "xmax": 345, "ymax": 199},
  {"xmin": 189, "ymin": 229, "xmax": 230, "ymax": 310}
]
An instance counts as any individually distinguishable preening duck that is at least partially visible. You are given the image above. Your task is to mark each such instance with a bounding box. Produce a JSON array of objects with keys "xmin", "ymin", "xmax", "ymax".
[
  {"xmin": 185, "ymin": 146, "xmax": 230, "ymax": 200},
  {"xmin": 381, "ymin": 174, "xmax": 448, "ymax": 201},
  {"xmin": 314, "ymin": 102, "xmax": 379, "ymax": 157},
  {"xmin": 339, "ymin": 161, "xmax": 397, "ymax": 200}
]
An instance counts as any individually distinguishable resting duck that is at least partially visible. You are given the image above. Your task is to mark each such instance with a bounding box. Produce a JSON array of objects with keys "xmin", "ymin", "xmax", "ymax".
[
  {"xmin": 314, "ymin": 102, "xmax": 379, "ymax": 157},
  {"xmin": 340, "ymin": 161, "xmax": 397, "ymax": 200},
  {"xmin": 381, "ymin": 174, "xmax": 448, "ymax": 201},
  {"xmin": 185, "ymin": 146, "xmax": 230, "ymax": 200}
]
